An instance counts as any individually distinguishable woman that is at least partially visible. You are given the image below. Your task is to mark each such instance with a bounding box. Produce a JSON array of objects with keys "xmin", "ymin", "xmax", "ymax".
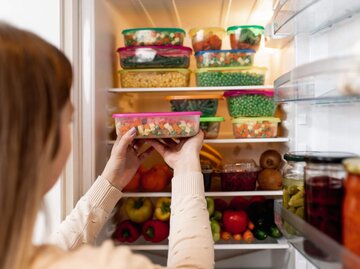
[{"xmin": 0, "ymin": 23, "xmax": 214, "ymax": 269}]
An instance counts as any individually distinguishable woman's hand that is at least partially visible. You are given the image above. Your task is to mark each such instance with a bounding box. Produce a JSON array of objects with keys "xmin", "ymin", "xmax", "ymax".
[
  {"xmin": 147, "ymin": 131, "xmax": 204, "ymax": 176},
  {"xmin": 101, "ymin": 127, "xmax": 153, "ymax": 190}
]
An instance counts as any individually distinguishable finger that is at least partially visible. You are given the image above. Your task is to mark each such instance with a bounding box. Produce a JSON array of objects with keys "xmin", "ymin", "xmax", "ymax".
[
  {"xmin": 116, "ymin": 127, "xmax": 137, "ymax": 156},
  {"xmin": 146, "ymin": 139, "xmax": 166, "ymax": 157},
  {"xmin": 138, "ymin": 147, "xmax": 154, "ymax": 162}
]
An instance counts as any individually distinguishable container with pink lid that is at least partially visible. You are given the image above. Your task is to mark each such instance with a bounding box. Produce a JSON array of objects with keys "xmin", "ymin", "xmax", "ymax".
[
  {"xmin": 112, "ymin": 111, "xmax": 201, "ymax": 139},
  {"xmin": 223, "ymin": 89, "xmax": 276, "ymax": 117},
  {"xmin": 117, "ymin": 45, "xmax": 192, "ymax": 69}
]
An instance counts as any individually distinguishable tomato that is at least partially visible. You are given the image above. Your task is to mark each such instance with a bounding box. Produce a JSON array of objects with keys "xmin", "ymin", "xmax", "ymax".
[
  {"xmin": 141, "ymin": 164, "xmax": 172, "ymax": 192},
  {"xmin": 123, "ymin": 170, "xmax": 141, "ymax": 192},
  {"xmin": 223, "ymin": 210, "xmax": 249, "ymax": 234}
]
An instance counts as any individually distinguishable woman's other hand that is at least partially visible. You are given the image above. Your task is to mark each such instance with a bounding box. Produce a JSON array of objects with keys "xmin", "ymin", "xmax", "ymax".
[
  {"xmin": 147, "ymin": 131, "xmax": 204, "ymax": 176},
  {"xmin": 101, "ymin": 127, "xmax": 153, "ymax": 190}
]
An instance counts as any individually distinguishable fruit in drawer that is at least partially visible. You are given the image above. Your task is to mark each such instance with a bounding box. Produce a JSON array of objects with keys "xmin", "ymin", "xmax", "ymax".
[
  {"xmin": 125, "ymin": 197, "xmax": 153, "ymax": 223},
  {"xmin": 214, "ymin": 198, "xmax": 228, "ymax": 212},
  {"xmin": 223, "ymin": 210, "xmax": 249, "ymax": 234},
  {"xmin": 141, "ymin": 164, "xmax": 172, "ymax": 192},
  {"xmin": 229, "ymin": 197, "xmax": 250, "ymax": 211},
  {"xmin": 142, "ymin": 220, "xmax": 170, "ymax": 243},
  {"xmin": 259, "ymin": 150, "xmax": 282, "ymax": 169},
  {"xmin": 112, "ymin": 220, "xmax": 141, "ymax": 243}
]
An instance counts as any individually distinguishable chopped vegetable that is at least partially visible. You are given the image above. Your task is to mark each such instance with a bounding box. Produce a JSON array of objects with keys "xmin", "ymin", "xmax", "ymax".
[
  {"xmin": 121, "ymin": 55, "xmax": 190, "ymax": 69},
  {"xmin": 195, "ymin": 49, "xmax": 254, "ymax": 68},
  {"xmin": 123, "ymin": 28, "xmax": 185, "ymax": 46},
  {"xmin": 169, "ymin": 99, "xmax": 219, "ymax": 117},
  {"xmin": 189, "ymin": 27, "xmax": 225, "ymax": 52},
  {"xmin": 227, "ymin": 26, "xmax": 264, "ymax": 51},
  {"xmin": 232, "ymin": 117, "xmax": 280, "ymax": 139}
]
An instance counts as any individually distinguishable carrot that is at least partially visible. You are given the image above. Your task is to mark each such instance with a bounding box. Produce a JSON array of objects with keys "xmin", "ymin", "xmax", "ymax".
[
  {"xmin": 221, "ymin": 231, "xmax": 231, "ymax": 241},
  {"xmin": 233, "ymin": 234, "xmax": 242, "ymax": 241},
  {"xmin": 243, "ymin": 230, "xmax": 254, "ymax": 243},
  {"xmin": 144, "ymin": 124, "xmax": 150, "ymax": 130}
]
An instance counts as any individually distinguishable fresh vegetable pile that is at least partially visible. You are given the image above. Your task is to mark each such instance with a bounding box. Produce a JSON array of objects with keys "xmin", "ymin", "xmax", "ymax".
[
  {"xmin": 113, "ymin": 197, "xmax": 171, "ymax": 244},
  {"xmin": 195, "ymin": 49, "xmax": 254, "ymax": 68},
  {"xmin": 208, "ymin": 196, "xmax": 283, "ymax": 243},
  {"xmin": 196, "ymin": 68, "xmax": 265, "ymax": 87},
  {"xmin": 232, "ymin": 117, "xmax": 280, "ymax": 138},
  {"xmin": 122, "ymin": 28, "xmax": 185, "ymax": 46},
  {"xmin": 120, "ymin": 69, "xmax": 190, "ymax": 88},
  {"xmin": 227, "ymin": 26, "xmax": 264, "ymax": 52},
  {"xmin": 167, "ymin": 96, "xmax": 221, "ymax": 117},
  {"xmin": 224, "ymin": 90, "xmax": 276, "ymax": 117}
]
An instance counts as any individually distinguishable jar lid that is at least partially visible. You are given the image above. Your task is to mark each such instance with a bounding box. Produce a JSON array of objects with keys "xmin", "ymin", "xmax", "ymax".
[
  {"xmin": 343, "ymin": 158, "xmax": 360, "ymax": 175},
  {"xmin": 201, "ymin": 160, "xmax": 213, "ymax": 171},
  {"xmin": 284, "ymin": 151, "xmax": 313, "ymax": 162},
  {"xmin": 304, "ymin": 152, "xmax": 357, "ymax": 164},
  {"xmin": 221, "ymin": 159, "xmax": 260, "ymax": 172}
]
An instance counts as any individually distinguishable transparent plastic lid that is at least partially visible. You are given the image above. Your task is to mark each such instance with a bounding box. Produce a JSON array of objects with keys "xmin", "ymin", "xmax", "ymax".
[
  {"xmin": 223, "ymin": 89, "xmax": 274, "ymax": 97},
  {"xmin": 188, "ymin": 27, "xmax": 225, "ymax": 37},
  {"xmin": 221, "ymin": 159, "xmax": 260, "ymax": 173},
  {"xmin": 112, "ymin": 111, "xmax": 202, "ymax": 118},
  {"xmin": 122, "ymin": 28, "xmax": 186, "ymax": 35},
  {"xmin": 195, "ymin": 49, "xmax": 255, "ymax": 56},
  {"xmin": 232, "ymin": 117, "xmax": 280, "ymax": 124}
]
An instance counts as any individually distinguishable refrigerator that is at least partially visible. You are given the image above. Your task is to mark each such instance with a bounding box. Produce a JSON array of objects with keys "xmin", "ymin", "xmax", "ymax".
[{"xmin": 62, "ymin": 0, "xmax": 360, "ymax": 268}]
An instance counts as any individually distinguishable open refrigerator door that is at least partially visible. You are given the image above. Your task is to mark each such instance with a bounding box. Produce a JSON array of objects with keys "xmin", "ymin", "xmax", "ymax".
[{"xmin": 67, "ymin": 0, "xmax": 360, "ymax": 268}]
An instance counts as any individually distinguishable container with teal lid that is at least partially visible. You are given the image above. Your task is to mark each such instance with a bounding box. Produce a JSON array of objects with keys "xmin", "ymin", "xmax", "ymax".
[
  {"xmin": 122, "ymin": 27, "xmax": 185, "ymax": 47},
  {"xmin": 188, "ymin": 27, "xmax": 226, "ymax": 52},
  {"xmin": 227, "ymin": 25, "xmax": 264, "ymax": 51},
  {"xmin": 200, "ymin": 117, "xmax": 225, "ymax": 139},
  {"xmin": 195, "ymin": 49, "xmax": 255, "ymax": 68}
]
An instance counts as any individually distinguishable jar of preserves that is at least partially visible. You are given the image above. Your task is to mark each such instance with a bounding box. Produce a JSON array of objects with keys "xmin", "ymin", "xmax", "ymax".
[
  {"xmin": 304, "ymin": 152, "xmax": 355, "ymax": 243},
  {"xmin": 343, "ymin": 158, "xmax": 360, "ymax": 255},
  {"xmin": 282, "ymin": 152, "xmax": 306, "ymax": 217}
]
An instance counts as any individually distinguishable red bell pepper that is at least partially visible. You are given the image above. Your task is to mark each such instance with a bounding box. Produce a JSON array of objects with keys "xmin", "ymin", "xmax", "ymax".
[
  {"xmin": 142, "ymin": 220, "xmax": 169, "ymax": 243},
  {"xmin": 113, "ymin": 220, "xmax": 140, "ymax": 243}
]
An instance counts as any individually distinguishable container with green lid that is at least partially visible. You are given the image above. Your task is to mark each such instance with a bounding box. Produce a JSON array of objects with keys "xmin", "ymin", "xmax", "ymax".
[
  {"xmin": 195, "ymin": 66, "xmax": 266, "ymax": 87},
  {"xmin": 200, "ymin": 117, "xmax": 225, "ymax": 139},
  {"xmin": 120, "ymin": 68, "xmax": 190, "ymax": 88},
  {"xmin": 122, "ymin": 28, "xmax": 185, "ymax": 47},
  {"xmin": 231, "ymin": 117, "xmax": 280, "ymax": 138},
  {"xmin": 188, "ymin": 27, "xmax": 225, "ymax": 53},
  {"xmin": 227, "ymin": 25, "xmax": 264, "ymax": 51}
]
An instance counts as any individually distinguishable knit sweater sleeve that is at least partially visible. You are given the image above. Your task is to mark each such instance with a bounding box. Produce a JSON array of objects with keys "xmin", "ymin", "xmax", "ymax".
[{"xmin": 48, "ymin": 175, "xmax": 123, "ymax": 250}]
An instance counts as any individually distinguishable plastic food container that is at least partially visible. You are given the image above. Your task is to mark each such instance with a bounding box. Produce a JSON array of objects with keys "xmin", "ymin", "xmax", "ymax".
[
  {"xmin": 200, "ymin": 117, "xmax": 224, "ymax": 139},
  {"xmin": 232, "ymin": 117, "xmax": 280, "ymax": 138},
  {"xmin": 117, "ymin": 45, "xmax": 192, "ymax": 69},
  {"xmin": 224, "ymin": 90, "xmax": 276, "ymax": 117},
  {"xmin": 112, "ymin": 111, "xmax": 201, "ymax": 139},
  {"xmin": 188, "ymin": 27, "xmax": 225, "ymax": 52},
  {"xmin": 122, "ymin": 28, "xmax": 185, "ymax": 47},
  {"xmin": 120, "ymin": 68, "xmax": 190, "ymax": 88},
  {"xmin": 227, "ymin": 25, "xmax": 264, "ymax": 51},
  {"xmin": 195, "ymin": 49, "xmax": 255, "ymax": 68},
  {"xmin": 220, "ymin": 160, "xmax": 260, "ymax": 191},
  {"xmin": 195, "ymin": 67, "xmax": 266, "ymax": 87},
  {"xmin": 165, "ymin": 95, "xmax": 223, "ymax": 117},
  {"xmin": 201, "ymin": 161, "xmax": 213, "ymax": 191}
]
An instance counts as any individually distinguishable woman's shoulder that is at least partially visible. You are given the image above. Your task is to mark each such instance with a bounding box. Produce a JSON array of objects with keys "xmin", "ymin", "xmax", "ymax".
[{"xmin": 30, "ymin": 241, "xmax": 165, "ymax": 269}]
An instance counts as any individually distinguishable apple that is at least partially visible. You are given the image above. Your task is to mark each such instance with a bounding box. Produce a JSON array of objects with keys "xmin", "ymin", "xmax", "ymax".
[{"xmin": 223, "ymin": 210, "xmax": 249, "ymax": 234}]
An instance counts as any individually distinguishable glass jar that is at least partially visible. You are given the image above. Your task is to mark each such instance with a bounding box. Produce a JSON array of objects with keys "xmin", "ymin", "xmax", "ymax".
[
  {"xmin": 282, "ymin": 152, "xmax": 306, "ymax": 217},
  {"xmin": 343, "ymin": 158, "xmax": 360, "ymax": 255},
  {"xmin": 304, "ymin": 152, "xmax": 355, "ymax": 244},
  {"xmin": 201, "ymin": 160, "xmax": 213, "ymax": 191}
]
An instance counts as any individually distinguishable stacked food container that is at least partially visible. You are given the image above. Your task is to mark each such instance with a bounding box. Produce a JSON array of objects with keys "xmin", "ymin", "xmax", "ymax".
[{"xmin": 118, "ymin": 28, "xmax": 192, "ymax": 88}]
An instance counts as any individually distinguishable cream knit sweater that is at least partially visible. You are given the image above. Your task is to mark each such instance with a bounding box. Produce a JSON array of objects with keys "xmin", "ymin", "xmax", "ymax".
[{"xmin": 30, "ymin": 172, "xmax": 214, "ymax": 269}]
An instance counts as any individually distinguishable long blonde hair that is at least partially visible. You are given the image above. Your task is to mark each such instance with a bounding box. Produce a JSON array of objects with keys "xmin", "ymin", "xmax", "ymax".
[{"xmin": 0, "ymin": 23, "xmax": 72, "ymax": 269}]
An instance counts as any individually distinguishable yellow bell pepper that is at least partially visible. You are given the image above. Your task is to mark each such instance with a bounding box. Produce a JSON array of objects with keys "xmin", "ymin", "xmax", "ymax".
[{"xmin": 154, "ymin": 197, "xmax": 171, "ymax": 221}]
